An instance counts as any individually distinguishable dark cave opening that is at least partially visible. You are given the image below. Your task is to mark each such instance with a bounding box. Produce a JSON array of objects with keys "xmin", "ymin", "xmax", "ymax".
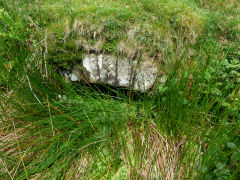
[{"xmin": 72, "ymin": 81, "xmax": 150, "ymax": 101}]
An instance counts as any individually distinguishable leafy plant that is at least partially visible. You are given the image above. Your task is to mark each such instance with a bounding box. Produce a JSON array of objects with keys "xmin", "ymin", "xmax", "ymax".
[
  {"xmin": 103, "ymin": 40, "xmax": 117, "ymax": 53},
  {"xmin": 197, "ymin": 56, "xmax": 240, "ymax": 115}
]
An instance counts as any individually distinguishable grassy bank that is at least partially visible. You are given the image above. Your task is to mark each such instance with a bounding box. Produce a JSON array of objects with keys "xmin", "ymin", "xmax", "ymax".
[{"xmin": 0, "ymin": 0, "xmax": 240, "ymax": 179}]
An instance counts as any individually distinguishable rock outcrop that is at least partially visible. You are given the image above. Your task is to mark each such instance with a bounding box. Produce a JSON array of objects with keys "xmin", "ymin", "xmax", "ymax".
[{"xmin": 63, "ymin": 54, "xmax": 158, "ymax": 91}]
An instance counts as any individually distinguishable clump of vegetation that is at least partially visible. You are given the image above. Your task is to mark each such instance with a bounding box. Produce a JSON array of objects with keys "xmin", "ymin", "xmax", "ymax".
[
  {"xmin": 3, "ymin": 0, "xmax": 239, "ymax": 69},
  {"xmin": 48, "ymin": 37, "xmax": 83, "ymax": 70},
  {"xmin": 0, "ymin": 0, "xmax": 240, "ymax": 179}
]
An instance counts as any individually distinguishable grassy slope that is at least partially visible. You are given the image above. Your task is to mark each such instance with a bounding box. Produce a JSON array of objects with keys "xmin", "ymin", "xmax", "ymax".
[
  {"xmin": 0, "ymin": 0, "xmax": 240, "ymax": 179},
  {"xmin": 39, "ymin": 0, "xmax": 239, "ymax": 69},
  {"xmin": 3, "ymin": 0, "xmax": 239, "ymax": 69}
]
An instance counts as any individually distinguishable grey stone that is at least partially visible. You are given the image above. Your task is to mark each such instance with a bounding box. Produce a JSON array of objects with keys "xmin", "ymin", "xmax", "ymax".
[{"xmin": 64, "ymin": 54, "xmax": 158, "ymax": 91}]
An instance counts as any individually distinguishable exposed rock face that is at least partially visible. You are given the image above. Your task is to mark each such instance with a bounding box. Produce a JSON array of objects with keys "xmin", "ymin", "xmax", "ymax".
[{"xmin": 63, "ymin": 54, "xmax": 158, "ymax": 91}]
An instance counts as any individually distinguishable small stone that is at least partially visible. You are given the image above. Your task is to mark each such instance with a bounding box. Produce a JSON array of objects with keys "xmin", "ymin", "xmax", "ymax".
[{"xmin": 70, "ymin": 73, "xmax": 78, "ymax": 81}]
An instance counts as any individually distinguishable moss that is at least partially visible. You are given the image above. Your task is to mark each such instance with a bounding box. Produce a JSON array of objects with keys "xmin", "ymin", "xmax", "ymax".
[{"xmin": 48, "ymin": 39, "xmax": 82, "ymax": 70}]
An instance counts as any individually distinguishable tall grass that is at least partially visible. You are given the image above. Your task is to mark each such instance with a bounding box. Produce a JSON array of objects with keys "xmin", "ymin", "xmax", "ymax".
[{"xmin": 1, "ymin": 0, "xmax": 240, "ymax": 179}]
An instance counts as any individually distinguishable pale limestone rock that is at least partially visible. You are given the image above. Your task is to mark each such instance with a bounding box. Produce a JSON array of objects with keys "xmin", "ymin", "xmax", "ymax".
[
  {"xmin": 65, "ymin": 54, "xmax": 158, "ymax": 91},
  {"xmin": 134, "ymin": 61, "xmax": 158, "ymax": 91},
  {"xmin": 70, "ymin": 73, "xmax": 78, "ymax": 81}
]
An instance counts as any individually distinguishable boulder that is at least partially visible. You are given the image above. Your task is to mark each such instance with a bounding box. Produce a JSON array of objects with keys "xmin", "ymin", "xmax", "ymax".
[{"xmin": 63, "ymin": 54, "xmax": 158, "ymax": 91}]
